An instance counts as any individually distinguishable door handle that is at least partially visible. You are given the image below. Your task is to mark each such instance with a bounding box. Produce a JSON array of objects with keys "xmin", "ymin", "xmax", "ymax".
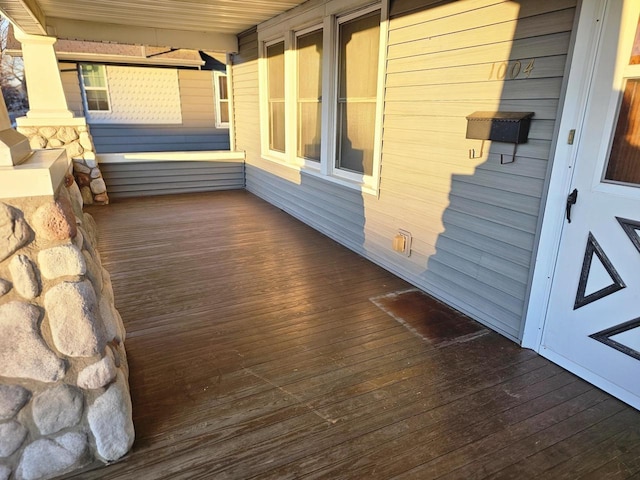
[{"xmin": 566, "ymin": 188, "xmax": 578, "ymax": 223}]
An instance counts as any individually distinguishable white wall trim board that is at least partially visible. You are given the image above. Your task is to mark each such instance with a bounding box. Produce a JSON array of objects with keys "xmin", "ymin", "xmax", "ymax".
[{"xmin": 98, "ymin": 151, "xmax": 245, "ymax": 164}]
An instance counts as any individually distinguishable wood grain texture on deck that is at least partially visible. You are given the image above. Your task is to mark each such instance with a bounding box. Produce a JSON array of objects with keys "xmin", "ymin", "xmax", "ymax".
[{"xmin": 71, "ymin": 191, "xmax": 640, "ymax": 479}]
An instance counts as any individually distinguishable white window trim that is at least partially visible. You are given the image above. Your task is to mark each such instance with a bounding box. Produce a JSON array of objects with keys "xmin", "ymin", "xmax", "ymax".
[
  {"xmin": 257, "ymin": 0, "xmax": 388, "ymax": 195},
  {"xmin": 326, "ymin": 4, "xmax": 386, "ymax": 192},
  {"xmin": 79, "ymin": 63, "xmax": 112, "ymax": 113},
  {"xmin": 213, "ymin": 71, "xmax": 230, "ymax": 129}
]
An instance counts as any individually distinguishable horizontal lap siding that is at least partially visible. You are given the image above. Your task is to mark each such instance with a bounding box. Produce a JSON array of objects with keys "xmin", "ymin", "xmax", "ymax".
[
  {"xmin": 232, "ymin": 29, "xmax": 261, "ymax": 164},
  {"xmin": 81, "ymin": 68, "xmax": 230, "ymax": 153},
  {"xmin": 59, "ymin": 62, "xmax": 84, "ymax": 117},
  {"xmin": 101, "ymin": 161, "xmax": 244, "ymax": 198},
  {"xmin": 235, "ymin": 0, "xmax": 576, "ymax": 342},
  {"xmin": 380, "ymin": 0, "xmax": 577, "ymax": 339},
  {"xmin": 234, "ymin": 29, "xmax": 370, "ymax": 264},
  {"xmin": 90, "ymin": 124, "xmax": 230, "ymax": 153}
]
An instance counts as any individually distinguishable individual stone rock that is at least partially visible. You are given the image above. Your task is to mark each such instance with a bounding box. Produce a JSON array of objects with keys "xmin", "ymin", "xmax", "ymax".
[
  {"xmin": 16, "ymin": 432, "xmax": 88, "ymax": 480},
  {"xmin": 32, "ymin": 198, "xmax": 77, "ymax": 242},
  {"xmin": 9, "ymin": 255, "xmax": 40, "ymax": 300},
  {"xmin": 77, "ymin": 125, "xmax": 88, "ymax": 133},
  {"xmin": 90, "ymin": 178, "xmax": 106, "ymax": 195},
  {"xmin": 0, "ymin": 302, "xmax": 66, "ymax": 382},
  {"xmin": 72, "ymin": 161, "xmax": 90, "ymax": 174},
  {"xmin": 65, "ymin": 141, "xmax": 84, "ymax": 159},
  {"xmin": 88, "ymin": 372, "xmax": 134, "ymax": 461},
  {"xmin": 83, "ymin": 151, "xmax": 96, "ymax": 167},
  {"xmin": 90, "ymin": 168, "xmax": 101, "ymax": 179},
  {"xmin": 82, "ymin": 250, "xmax": 101, "ymax": 292},
  {"xmin": 82, "ymin": 213, "xmax": 98, "ymax": 246},
  {"xmin": 44, "ymin": 280, "xmax": 105, "ymax": 357},
  {"xmin": 47, "ymin": 138, "xmax": 64, "ymax": 148},
  {"xmin": 0, "ymin": 420, "xmax": 27, "ymax": 457},
  {"xmin": 77, "ymin": 353, "xmax": 117, "ymax": 389},
  {"xmin": 0, "ymin": 203, "xmax": 33, "ymax": 262},
  {"xmin": 16, "ymin": 126, "xmax": 37, "ymax": 136},
  {"xmin": 76, "ymin": 172, "xmax": 90, "ymax": 187},
  {"xmin": 0, "ymin": 385, "xmax": 30, "ymax": 420},
  {"xmin": 67, "ymin": 182, "xmax": 84, "ymax": 218},
  {"xmin": 39, "ymin": 126, "xmax": 58, "ymax": 139},
  {"xmin": 0, "ymin": 464, "xmax": 10, "ymax": 480},
  {"xmin": 73, "ymin": 229, "xmax": 84, "ymax": 250},
  {"xmin": 38, "ymin": 244, "xmax": 86, "ymax": 280},
  {"xmin": 78, "ymin": 132, "xmax": 93, "ymax": 151},
  {"xmin": 0, "ymin": 279, "xmax": 11, "ymax": 297},
  {"xmin": 99, "ymin": 296, "xmax": 120, "ymax": 342},
  {"xmin": 32, "ymin": 385, "xmax": 83, "ymax": 435},
  {"xmin": 28, "ymin": 135, "xmax": 47, "ymax": 149},
  {"xmin": 57, "ymin": 127, "xmax": 78, "ymax": 143},
  {"xmin": 80, "ymin": 187, "xmax": 93, "ymax": 205},
  {"xmin": 93, "ymin": 193, "xmax": 109, "ymax": 204}
]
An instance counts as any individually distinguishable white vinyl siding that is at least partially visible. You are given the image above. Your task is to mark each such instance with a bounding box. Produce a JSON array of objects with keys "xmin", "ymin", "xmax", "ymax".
[
  {"xmin": 235, "ymin": 0, "xmax": 577, "ymax": 342},
  {"xmin": 59, "ymin": 62, "xmax": 84, "ymax": 116}
]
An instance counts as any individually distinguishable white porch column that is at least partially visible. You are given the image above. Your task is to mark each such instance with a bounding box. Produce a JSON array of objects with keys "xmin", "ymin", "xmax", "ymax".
[
  {"xmin": 13, "ymin": 29, "xmax": 74, "ymax": 121},
  {"xmin": 10, "ymin": 28, "xmax": 109, "ymax": 204}
]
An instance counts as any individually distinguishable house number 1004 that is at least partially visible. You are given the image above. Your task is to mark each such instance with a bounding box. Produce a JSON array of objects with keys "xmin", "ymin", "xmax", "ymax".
[{"xmin": 488, "ymin": 58, "xmax": 535, "ymax": 80}]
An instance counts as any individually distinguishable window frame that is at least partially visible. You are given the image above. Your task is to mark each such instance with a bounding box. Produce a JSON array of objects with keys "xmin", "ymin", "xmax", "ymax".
[
  {"xmin": 257, "ymin": 0, "xmax": 388, "ymax": 195},
  {"xmin": 79, "ymin": 63, "xmax": 111, "ymax": 113},
  {"xmin": 295, "ymin": 24, "xmax": 324, "ymax": 169},
  {"xmin": 260, "ymin": 36, "xmax": 289, "ymax": 161},
  {"xmin": 213, "ymin": 71, "xmax": 230, "ymax": 129},
  {"xmin": 329, "ymin": 6, "xmax": 383, "ymax": 186}
]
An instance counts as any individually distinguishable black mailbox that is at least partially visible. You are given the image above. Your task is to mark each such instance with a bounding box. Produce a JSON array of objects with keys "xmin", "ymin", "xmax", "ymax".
[
  {"xmin": 465, "ymin": 111, "xmax": 534, "ymax": 164},
  {"xmin": 465, "ymin": 111, "xmax": 534, "ymax": 143}
]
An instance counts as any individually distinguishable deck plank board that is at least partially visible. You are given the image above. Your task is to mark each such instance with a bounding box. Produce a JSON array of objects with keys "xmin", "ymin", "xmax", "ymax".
[{"xmin": 70, "ymin": 191, "xmax": 640, "ymax": 479}]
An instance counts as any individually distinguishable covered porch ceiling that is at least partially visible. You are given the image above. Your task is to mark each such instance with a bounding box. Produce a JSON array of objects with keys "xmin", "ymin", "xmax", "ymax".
[{"xmin": 0, "ymin": 0, "xmax": 307, "ymax": 52}]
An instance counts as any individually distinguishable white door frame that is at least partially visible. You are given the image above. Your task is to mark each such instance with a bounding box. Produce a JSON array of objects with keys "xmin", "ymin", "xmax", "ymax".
[
  {"xmin": 522, "ymin": 0, "xmax": 609, "ymax": 349},
  {"xmin": 523, "ymin": 0, "xmax": 640, "ymax": 406}
]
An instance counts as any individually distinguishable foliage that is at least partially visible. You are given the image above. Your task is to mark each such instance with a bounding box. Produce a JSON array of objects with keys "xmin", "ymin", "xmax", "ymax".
[{"xmin": 0, "ymin": 18, "xmax": 28, "ymax": 116}]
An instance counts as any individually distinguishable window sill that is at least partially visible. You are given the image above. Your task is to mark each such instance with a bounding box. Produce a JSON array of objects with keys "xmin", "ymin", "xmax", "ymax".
[
  {"xmin": 301, "ymin": 167, "xmax": 378, "ymax": 196},
  {"xmin": 259, "ymin": 154, "xmax": 378, "ymax": 196}
]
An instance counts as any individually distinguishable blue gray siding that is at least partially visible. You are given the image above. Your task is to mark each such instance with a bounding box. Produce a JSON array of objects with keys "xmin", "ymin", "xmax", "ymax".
[
  {"xmin": 100, "ymin": 160, "xmax": 244, "ymax": 199},
  {"xmin": 60, "ymin": 65, "xmax": 230, "ymax": 153},
  {"xmin": 233, "ymin": 0, "xmax": 577, "ymax": 342}
]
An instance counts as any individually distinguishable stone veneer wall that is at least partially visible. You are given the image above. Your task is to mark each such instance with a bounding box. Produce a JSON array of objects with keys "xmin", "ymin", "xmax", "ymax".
[
  {"xmin": 0, "ymin": 174, "xmax": 133, "ymax": 480},
  {"xmin": 16, "ymin": 125, "xmax": 109, "ymax": 206}
]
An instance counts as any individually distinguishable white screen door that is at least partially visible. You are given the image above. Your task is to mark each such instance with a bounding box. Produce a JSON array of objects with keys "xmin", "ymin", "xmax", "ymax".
[{"xmin": 542, "ymin": 0, "xmax": 640, "ymax": 410}]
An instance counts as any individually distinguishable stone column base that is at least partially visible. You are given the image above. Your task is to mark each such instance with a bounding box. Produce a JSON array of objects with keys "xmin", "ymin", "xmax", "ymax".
[{"xmin": 17, "ymin": 120, "xmax": 109, "ymax": 205}]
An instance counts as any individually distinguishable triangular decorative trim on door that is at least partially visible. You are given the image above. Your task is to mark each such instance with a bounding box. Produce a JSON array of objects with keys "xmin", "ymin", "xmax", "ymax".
[
  {"xmin": 616, "ymin": 217, "xmax": 640, "ymax": 255},
  {"xmin": 574, "ymin": 232, "xmax": 626, "ymax": 310},
  {"xmin": 590, "ymin": 317, "xmax": 640, "ymax": 361}
]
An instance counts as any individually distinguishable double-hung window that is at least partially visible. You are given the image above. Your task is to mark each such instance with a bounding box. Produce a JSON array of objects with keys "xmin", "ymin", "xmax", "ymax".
[
  {"xmin": 259, "ymin": 2, "xmax": 386, "ymax": 192},
  {"xmin": 335, "ymin": 11, "xmax": 380, "ymax": 177},
  {"xmin": 214, "ymin": 72, "xmax": 230, "ymax": 128},
  {"xmin": 266, "ymin": 41, "xmax": 286, "ymax": 153},
  {"xmin": 296, "ymin": 28, "xmax": 323, "ymax": 162},
  {"xmin": 80, "ymin": 64, "xmax": 110, "ymax": 111}
]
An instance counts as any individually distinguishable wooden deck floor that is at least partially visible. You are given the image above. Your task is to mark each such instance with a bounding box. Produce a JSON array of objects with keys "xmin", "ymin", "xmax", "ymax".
[{"xmin": 74, "ymin": 191, "xmax": 640, "ymax": 479}]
